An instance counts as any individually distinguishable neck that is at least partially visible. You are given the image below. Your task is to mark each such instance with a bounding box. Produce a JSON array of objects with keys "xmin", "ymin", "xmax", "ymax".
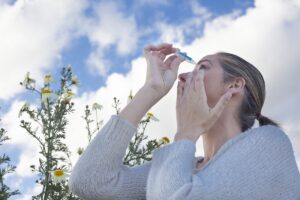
[{"xmin": 202, "ymin": 112, "xmax": 241, "ymax": 162}]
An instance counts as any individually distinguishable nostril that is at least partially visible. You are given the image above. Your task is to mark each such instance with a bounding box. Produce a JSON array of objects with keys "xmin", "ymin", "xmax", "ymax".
[{"xmin": 178, "ymin": 77, "xmax": 185, "ymax": 82}]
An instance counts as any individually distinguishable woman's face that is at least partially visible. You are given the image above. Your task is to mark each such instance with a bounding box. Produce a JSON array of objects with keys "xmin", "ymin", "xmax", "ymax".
[{"xmin": 178, "ymin": 54, "xmax": 227, "ymax": 108}]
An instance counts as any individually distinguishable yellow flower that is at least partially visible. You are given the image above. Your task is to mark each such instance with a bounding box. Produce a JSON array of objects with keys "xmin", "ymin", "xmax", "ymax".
[
  {"xmin": 146, "ymin": 112, "xmax": 159, "ymax": 121},
  {"xmin": 66, "ymin": 91, "xmax": 75, "ymax": 97},
  {"xmin": 127, "ymin": 90, "xmax": 133, "ymax": 105},
  {"xmin": 61, "ymin": 91, "xmax": 75, "ymax": 104},
  {"xmin": 71, "ymin": 75, "xmax": 79, "ymax": 86},
  {"xmin": 41, "ymin": 88, "xmax": 57, "ymax": 105},
  {"xmin": 50, "ymin": 169, "xmax": 70, "ymax": 183},
  {"xmin": 44, "ymin": 74, "xmax": 54, "ymax": 84},
  {"xmin": 160, "ymin": 136, "xmax": 170, "ymax": 144},
  {"xmin": 92, "ymin": 102, "xmax": 102, "ymax": 111}
]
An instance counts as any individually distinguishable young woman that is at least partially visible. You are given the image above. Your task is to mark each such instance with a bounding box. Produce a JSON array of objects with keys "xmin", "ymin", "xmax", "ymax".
[{"xmin": 69, "ymin": 43, "xmax": 300, "ymax": 199}]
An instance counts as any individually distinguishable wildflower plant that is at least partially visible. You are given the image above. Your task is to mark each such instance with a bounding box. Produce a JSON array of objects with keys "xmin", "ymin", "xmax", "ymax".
[
  {"xmin": 0, "ymin": 109, "xmax": 21, "ymax": 200},
  {"xmin": 18, "ymin": 65, "xmax": 80, "ymax": 200},
  {"xmin": 114, "ymin": 92, "xmax": 169, "ymax": 166},
  {"xmin": 81, "ymin": 91, "xmax": 170, "ymax": 167},
  {"xmin": 17, "ymin": 65, "xmax": 170, "ymax": 199}
]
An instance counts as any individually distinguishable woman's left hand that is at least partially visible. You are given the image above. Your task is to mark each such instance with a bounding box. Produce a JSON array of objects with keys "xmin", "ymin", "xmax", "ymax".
[{"xmin": 175, "ymin": 69, "xmax": 233, "ymax": 143}]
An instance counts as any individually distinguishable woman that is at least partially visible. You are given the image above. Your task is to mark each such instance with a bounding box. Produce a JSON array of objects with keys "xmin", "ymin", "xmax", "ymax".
[{"xmin": 69, "ymin": 43, "xmax": 300, "ymax": 199}]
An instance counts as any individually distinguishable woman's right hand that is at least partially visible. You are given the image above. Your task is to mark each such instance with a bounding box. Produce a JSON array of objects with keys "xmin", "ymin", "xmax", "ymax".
[{"xmin": 143, "ymin": 43, "xmax": 185, "ymax": 99}]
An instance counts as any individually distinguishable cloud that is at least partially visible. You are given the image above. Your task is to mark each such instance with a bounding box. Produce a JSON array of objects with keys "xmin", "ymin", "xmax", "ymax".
[
  {"xmin": 0, "ymin": 0, "xmax": 87, "ymax": 101},
  {"xmin": 84, "ymin": 1, "xmax": 139, "ymax": 76},
  {"xmin": 153, "ymin": 0, "xmax": 213, "ymax": 46}
]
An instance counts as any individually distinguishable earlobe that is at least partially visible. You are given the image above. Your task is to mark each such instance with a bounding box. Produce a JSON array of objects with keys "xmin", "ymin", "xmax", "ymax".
[{"xmin": 227, "ymin": 87, "xmax": 243, "ymax": 95}]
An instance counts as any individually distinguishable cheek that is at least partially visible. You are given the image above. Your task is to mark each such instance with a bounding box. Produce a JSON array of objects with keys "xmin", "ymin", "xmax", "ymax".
[{"xmin": 203, "ymin": 74, "xmax": 223, "ymax": 107}]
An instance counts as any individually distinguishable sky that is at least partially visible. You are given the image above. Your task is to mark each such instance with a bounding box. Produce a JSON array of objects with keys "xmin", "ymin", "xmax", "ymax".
[{"xmin": 0, "ymin": 0, "xmax": 300, "ymax": 199}]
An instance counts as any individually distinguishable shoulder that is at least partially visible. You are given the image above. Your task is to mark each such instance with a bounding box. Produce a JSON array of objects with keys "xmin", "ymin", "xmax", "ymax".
[
  {"xmin": 247, "ymin": 125, "xmax": 292, "ymax": 148},
  {"xmin": 243, "ymin": 125, "xmax": 296, "ymax": 164}
]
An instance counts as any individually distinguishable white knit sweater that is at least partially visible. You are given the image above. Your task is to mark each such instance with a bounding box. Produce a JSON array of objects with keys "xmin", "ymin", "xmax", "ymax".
[{"xmin": 69, "ymin": 114, "xmax": 300, "ymax": 200}]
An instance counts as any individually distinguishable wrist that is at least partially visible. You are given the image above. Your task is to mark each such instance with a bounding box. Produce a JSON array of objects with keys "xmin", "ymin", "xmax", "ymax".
[
  {"xmin": 119, "ymin": 86, "xmax": 162, "ymax": 127},
  {"xmin": 141, "ymin": 84, "xmax": 165, "ymax": 101}
]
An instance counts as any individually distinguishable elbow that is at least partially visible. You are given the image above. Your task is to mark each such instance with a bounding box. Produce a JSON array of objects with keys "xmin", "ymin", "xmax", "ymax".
[
  {"xmin": 68, "ymin": 171, "xmax": 85, "ymax": 198},
  {"xmin": 68, "ymin": 168, "xmax": 114, "ymax": 200},
  {"xmin": 68, "ymin": 169, "xmax": 98, "ymax": 199}
]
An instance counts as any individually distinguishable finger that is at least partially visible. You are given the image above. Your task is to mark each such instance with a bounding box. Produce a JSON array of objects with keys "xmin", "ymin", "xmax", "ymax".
[
  {"xmin": 164, "ymin": 55, "xmax": 178, "ymax": 68},
  {"xmin": 177, "ymin": 81, "xmax": 184, "ymax": 99},
  {"xmin": 195, "ymin": 70, "xmax": 205, "ymax": 94},
  {"xmin": 155, "ymin": 43, "xmax": 173, "ymax": 50},
  {"xmin": 169, "ymin": 55, "xmax": 185, "ymax": 74},
  {"xmin": 144, "ymin": 43, "xmax": 172, "ymax": 52},
  {"xmin": 209, "ymin": 91, "xmax": 232, "ymax": 124},
  {"xmin": 160, "ymin": 47, "xmax": 178, "ymax": 56},
  {"xmin": 144, "ymin": 45, "xmax": 155, "ymax": 52},
  {"xmin": 177, "ymin": 81, "xmax": 185, "ymax": 107},
  {"xmin": 182, "ymin": 73, "xmax": 193, "ymax": 97},
  {"xmin": 151, "ymin": 51, "xmax": 165, "ymax": 60}
]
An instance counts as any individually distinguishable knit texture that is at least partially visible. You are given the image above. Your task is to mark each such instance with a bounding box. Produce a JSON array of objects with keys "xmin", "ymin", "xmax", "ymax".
[{"xmin": 69, "ymin": 114, "xmax": 300, "ymax": 200}]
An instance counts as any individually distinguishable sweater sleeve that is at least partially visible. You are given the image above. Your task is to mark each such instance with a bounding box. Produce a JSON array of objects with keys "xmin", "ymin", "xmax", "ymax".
[
  {"xmin": 68, "ymin": 114, "xmax": 152, "ymax": 200},
  {"xmin": 146, "ymin": 139, "xmax": 200, "ymax": 200}
]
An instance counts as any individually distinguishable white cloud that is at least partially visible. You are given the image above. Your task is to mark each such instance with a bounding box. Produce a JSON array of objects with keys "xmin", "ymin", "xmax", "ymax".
[
  {"xmin": 84, "ymin": 1, "xmax": 139, "ymax": 76},
  {"xmin": 0, "ymin": 0, "xmax": 87, "ymax": 101},
  {"xmin": 133, "ymin": 0, "xmax": 170, "ymax": 6},
  {"xmin": 154, "ymin": 0, "xmax": 213, "ymax": 46},
  {"xmin": 15, "ymin": 184, "xmax": 42, "ymax": 200}
]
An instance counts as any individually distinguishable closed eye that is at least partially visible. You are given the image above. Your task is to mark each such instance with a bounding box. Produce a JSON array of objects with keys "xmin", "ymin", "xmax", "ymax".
[{"xmin": 199, "ymin": 64, "xmax": 207, "ymax": 70}]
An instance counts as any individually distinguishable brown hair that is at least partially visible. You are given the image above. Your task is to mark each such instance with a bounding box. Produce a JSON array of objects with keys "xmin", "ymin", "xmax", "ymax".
[{"xmin": 216, "ymin": 52, "xmax": 281, "ymax": 132}]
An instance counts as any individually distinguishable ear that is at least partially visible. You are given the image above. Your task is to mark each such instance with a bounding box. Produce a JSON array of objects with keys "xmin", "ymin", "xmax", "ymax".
[{"xmin": 226, "ymin": 77, "xmax": 246, "ymax": 95}]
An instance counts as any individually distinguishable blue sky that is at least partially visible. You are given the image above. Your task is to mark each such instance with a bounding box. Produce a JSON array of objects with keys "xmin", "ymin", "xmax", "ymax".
[{"xmin": 1, "ymin": 0, "xmax": 300, "ymax": 199}]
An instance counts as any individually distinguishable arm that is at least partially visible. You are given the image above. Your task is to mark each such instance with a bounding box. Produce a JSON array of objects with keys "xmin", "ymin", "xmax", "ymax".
[
  {"xmin": 68, "ymin": 86, "xmax": 161, "ymax": 200},
  {"xmin": 69, "ymin": 43, "xmax": 184, "ymax": 199}
]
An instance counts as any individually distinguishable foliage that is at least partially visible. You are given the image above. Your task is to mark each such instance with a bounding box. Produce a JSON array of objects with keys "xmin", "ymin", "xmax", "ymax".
[
  {"xmin": 0, "ymin": 108, "xmax": 21, "ymax": 200},
  {"xmin": 19, "ymin": 66, "xmax": 80, "ymax": 200}
]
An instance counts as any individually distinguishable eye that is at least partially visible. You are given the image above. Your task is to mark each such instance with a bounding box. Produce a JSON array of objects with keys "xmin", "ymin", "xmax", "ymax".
[{"xmin": 199, "ymin": 64, "xmax": 207, "ymax": 70}]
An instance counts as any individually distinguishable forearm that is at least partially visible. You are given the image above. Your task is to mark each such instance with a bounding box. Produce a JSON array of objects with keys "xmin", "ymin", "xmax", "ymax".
[{"xmin": 119, "ymin": 86, "xmax": 162, "ymax": 127}]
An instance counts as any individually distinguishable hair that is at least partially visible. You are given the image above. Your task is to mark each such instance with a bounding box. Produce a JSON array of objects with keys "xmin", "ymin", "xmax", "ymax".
[{"xmin": 216, "ymin": 52, "xmax": 281, "ymax": 132}]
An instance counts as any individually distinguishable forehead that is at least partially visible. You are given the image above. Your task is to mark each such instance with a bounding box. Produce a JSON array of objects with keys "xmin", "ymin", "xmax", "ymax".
[{"xmin": 196, "ymin": 55, "xmax": 215, "ymax": 66}]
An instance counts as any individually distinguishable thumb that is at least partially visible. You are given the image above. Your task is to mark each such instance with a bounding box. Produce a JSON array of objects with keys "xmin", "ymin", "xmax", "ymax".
[{"xmin": 170, "ymin": 55, "xmax": 185, "ymax": 74}]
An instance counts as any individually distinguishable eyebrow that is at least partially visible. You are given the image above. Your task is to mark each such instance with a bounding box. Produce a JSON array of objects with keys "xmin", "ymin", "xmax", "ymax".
[{"xmin": 197, "ymin": 59, "xmax": 212, "ymax": 66}]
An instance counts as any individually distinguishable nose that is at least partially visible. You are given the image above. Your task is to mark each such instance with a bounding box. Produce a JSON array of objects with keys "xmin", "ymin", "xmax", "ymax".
[{"xmin": 178, "ymin": 71, "xmax": 195, "ymax": 82}]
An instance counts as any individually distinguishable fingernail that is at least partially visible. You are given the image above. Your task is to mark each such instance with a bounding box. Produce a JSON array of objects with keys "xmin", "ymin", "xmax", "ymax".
[{"xmin": 225, "ymin": 92, "xmax": 232, "ymax": 100}]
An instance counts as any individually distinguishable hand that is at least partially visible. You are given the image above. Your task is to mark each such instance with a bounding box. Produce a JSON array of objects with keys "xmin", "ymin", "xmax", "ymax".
[
  {"xmin": 175, "ymin": 70, "xmax": 233, "ymax": 143},
  {"xmin": 143, "ymin": 43, "xmax": 185, "ymax": 98}
]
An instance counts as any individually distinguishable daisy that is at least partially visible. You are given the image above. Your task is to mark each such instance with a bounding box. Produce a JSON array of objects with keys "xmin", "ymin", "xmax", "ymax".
[
  {"xmin": 41, "ymin": 88, "xmax": 57, "ymax": 105},
  {"xmin": 146, "ymin": 112, "xmax": 159, "ymax": 121},
  {"xmin": 71, "ymin": 75, "xmax": 79, "ymax": 86},
  {"xmin": 50, "ymin": 169, "xmax": 70, "ymax": 184},
  {"xmin": 159, "ymin": 136, "xmax": 170, "ymax": 144}
]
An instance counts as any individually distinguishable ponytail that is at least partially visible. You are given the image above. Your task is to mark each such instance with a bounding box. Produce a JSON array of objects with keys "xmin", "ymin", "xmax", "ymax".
[{"xmin": 257, "ymin": 114, "xmax": 281, "ymax": 128}]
